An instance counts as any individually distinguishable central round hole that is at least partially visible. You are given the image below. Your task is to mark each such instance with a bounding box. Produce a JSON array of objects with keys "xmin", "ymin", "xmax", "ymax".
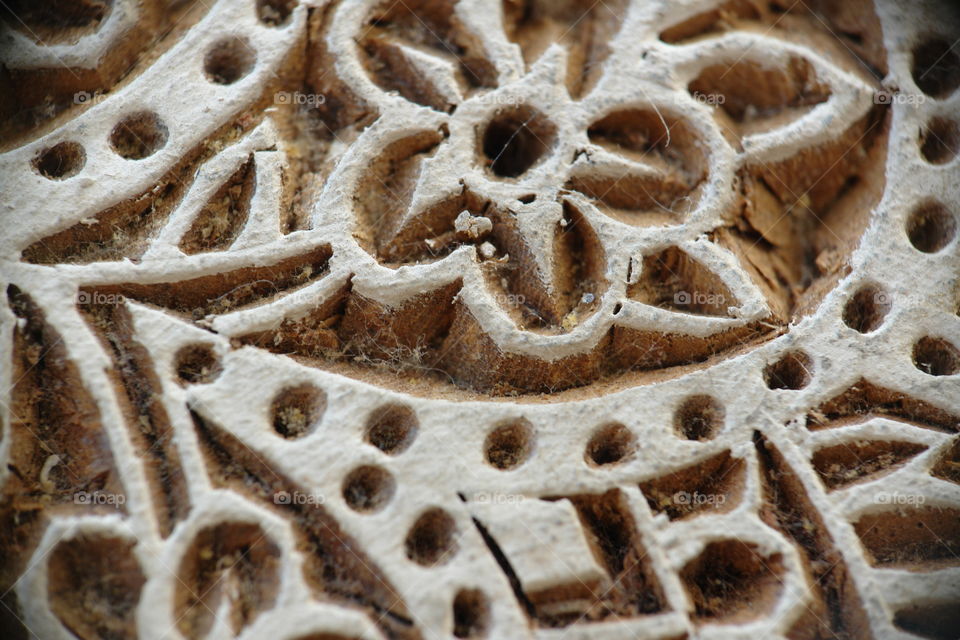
[
  {"xmin": 204, "ymin": 37, "xmax": 256, "ymax": 85},
  {"xmin": 482, "ymin": 105, "xmax": 555, "ymax": 178}
]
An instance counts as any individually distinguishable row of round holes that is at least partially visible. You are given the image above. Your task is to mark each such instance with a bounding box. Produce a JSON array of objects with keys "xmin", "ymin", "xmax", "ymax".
[
  {"xmin": 31, "ymin": 30, "xmax": 959, "ymax": 181},
  {"xmin": 171, "ymin": 340, "xmax": 954, "ymax": 636},
  {"xmin": 33, "ymin": 110, "xmax": 958, "ymax": 181},
  {"xmin": 28, "ymin": 0, "xmax": 301, "ymax": 181},
  {"xmin": 839, "ymin": 196, "xmax": 960, "ymax": 376},
  {"xmin": 911, "ymin": 35, "xmax": 960, "ymax": 163},
  {"xmin": 843, "ymin": 284, "xmax": 960, "ymax": 375},
  {"xmin": 172, "ymin": 341, "xmax": 811, "ymax": 460}
]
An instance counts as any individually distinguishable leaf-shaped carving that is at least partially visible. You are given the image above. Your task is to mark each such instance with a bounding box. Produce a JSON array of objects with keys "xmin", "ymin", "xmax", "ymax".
[
  {"xmin": 48, "ymin": 533, "xmax": 145, "ymax": 640},
  {"xmin": 175, "ymin": 521, "xmax": 281, "ymax": 639},
  {"xmin": 680, "ymin": 539, "xmax": 784, "ymax": 624},
  {"xmin": 180, "ymin": 154, "xmax": 256, "ymax": 254},
  {"xmin": 85, "ymin": 245, "xmax": 332, "ymax": 318},
  {"xmin": 502, "ymin": 0, "xmax": 629, "ymax": 99},
  {"xmin": 689, "ymin": 56, "xmax": 829, "ymax": 141},
  {"xmin": 2, "ymin": 286, "xmax": 127, "ymax": 585},
  {"xmin": 627, "ymin": 246, "xmax": 736, "ymax": 317},
  {"xmin": 569, "ymin": 107, "xmax": 706, "ymax": 225},
  {"xmin": 754, "ymin": 432, "xmax": 871, "ymax": 639},
  {"xmin": 353, "ymin": 129, "xmax": 445, "ymax": 256},
  {"xmin": 19, "ymin": 162, "xmax": 192, "ymax": 265},
  {"xmin": 360, "ymin": 0, "xmax": 497, "ymax": 110},
  {"xmin": 811, "ymin": 439, "xmax": 927, "ymax": 490},
  {"xmin": 659, "ymin": 0, "xmax": 761, "ymax": 44},
  {"xmin": 853, "ymin": 507, "xmax": 960, "ymax": 571},
  {"xmin": 640, "ymin": 450, "xmax": 745, "ymax": 520},
  {"xmin": 806, "ymin": 379, "xmax": 960, "ymax": 433},
  {"xmin": 78, "ymin": 301, "xmax": 190, "ymax": 536}
]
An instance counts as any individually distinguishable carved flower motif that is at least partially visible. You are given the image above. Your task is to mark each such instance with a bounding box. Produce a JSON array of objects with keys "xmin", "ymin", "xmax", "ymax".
[
  {"xmin": 316, "ymin": 0, "xmax": 882, "ymax": 390},
  {"xmin": 5, "ymin": 1, "xmax": 960, "ymax": 639}
]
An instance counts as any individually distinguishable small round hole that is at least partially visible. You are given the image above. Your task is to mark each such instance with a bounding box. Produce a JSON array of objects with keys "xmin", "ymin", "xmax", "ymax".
[
  {"xmin": 912, "ymin": 38, "xmax": 960, "ymax": 98},
  {"xmin": 920, "ymin": 117, "xmax": 959, "ymax": 164},
  {"xmin": 271, "ymin": 383, "xmax": 326, "ymax": 438},
  {"xmin": 764, "ymin": 350, "xmax": 813, "ymax": 390},
  {"xmin": 342, "ymin": 465, "xmax": 395, "ymax": 513},
  {"xmin": 174, "ymin": 344, "xmax": 222, "ymax": 385},
  {"xmin": 907, "ymin": 201, "xmax": 957, "ymax": 253},
  {"xmin": 674, "ymin": 395, "xmax": 724, "ymax": 441},
  {"xmin": 32, "ymin": 141, "xmax": 85, "ymax": 179},
  {"xmin": 913, "ymin": 336, "xmax": 960, "ymax": 376},
  {"xmin": 405, "ymin": 508, "xmax": 458, "ymax": 566},
  {"xmin": 204, "ymin": 37, "xmax": 256, "ymax": 84},
  {"xmin": 585, "ymin": 422, "xmax": 636, "ymax": 466},
  {"xmin": 257, "ymin": 0, "xmax": 296, "ymax": 25},
  {"xmin": 842, "ymin": 285, "xmax": 892, "ymax": 333},
  {"xmin": 453, "ymin": 588, "xmax": 490, "ymax": 638},
  {"xmin": 365, "ymin": 403, "xmax": 418, "ymax": 454},
  {"xmin": 109, "ymin": 112, "xmax": 168, "ymax": 159},
  {"xmin": 484, "ymin": 419, "xmax": 534, "ymax": 470},
  {"xmin": 481, "ymin": 105, "xmax": 555, "ymax": 178}
]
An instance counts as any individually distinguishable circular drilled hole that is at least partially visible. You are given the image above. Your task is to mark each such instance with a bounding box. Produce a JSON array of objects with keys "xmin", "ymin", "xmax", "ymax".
[
  {"xmin": 484, "ymin": 419, "xmax": 534, "ymax": 470},
  {"xmin": 453, "ymin": 588, "xmax": 490, "ymax": 638},
  {"xmin": 907, "ymin": 201, "xmax": 957, "ymax": 253},
  {"xmin": 257, "ymin": 0, "xmax": 296, "ymax": 25},
  {"xmin": 674, "ymin": 395, "xmax": 724, "ymax": 441},
  {"xmin": 913, "ymin": 336, "xmax": 960, "ymax": 376},
  {"xmin": 271, "ymin": 383, "xmax": 326, "ymax": 438},
  {"xmin": 32, "ymin": 141, "xmax": 85, "ymax": 179},
  {"xmin": 481, "ymin": 105, "xmax": 555, "ymax": 178},
  {"xmin": 109, "ymin": 111, "xmax": 168, "ymax": 159},
  {"xmin": 585, "ymin": 422, "xmax": 636, "ymax": 466},
  {"xmin": 174, "ymin": 344, "xmax": 222, "ymax": 385},
  {"xmin": 912, "ymin": 38, "xmax": 960, "ymax": 98},
  {"xmin": 342, "ymin": 465, "xmax": 395, "ymax": 513},
  {"xmin": 405, "ymin": 508, "xmax": 458, "ymax": 566},
  {"xmin": 920, "ymin": 117, "xmax": 959, "ymax": 164},
  {"xmin": 843, "ymin": 285, "xmax": 892, "ymax": 333},
  {"xmin": 204, "ymin": 37, "xmax": 256, "ymax": 84},
  {"xmin": 365, "ymin": 403, "xmax": 418, "ymax": 454},
  {"xmin": 764, "ymin": 350, "xmax": 813, "ymax": 390}
]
